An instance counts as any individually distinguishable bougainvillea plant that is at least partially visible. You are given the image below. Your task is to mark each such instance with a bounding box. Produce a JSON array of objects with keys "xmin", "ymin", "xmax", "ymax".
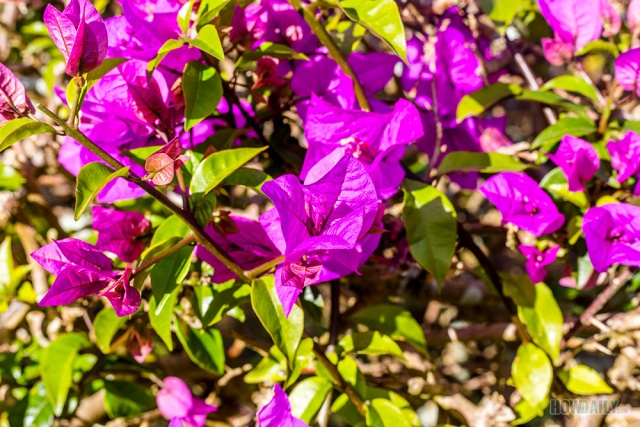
[{"xmin": 2, "ymin": 0, "xmax": 640, "ymax": 425}]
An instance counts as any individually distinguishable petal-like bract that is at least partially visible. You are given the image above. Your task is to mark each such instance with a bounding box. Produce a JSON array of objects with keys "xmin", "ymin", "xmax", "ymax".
[
  {"xmin": 519, "ymin": 245, "xmax": 560, "ymax": 284},
  {"xmin": 257, "ymin": 384, "xmax": 309, "ymax": 427},
  {"xmin": 548, "ymin": 136, "xmax": 600, "ymax": 192},
  {"xmin": 0, "ymin": 62, "xmax": 35, "ymax": 121},
  {"xmin": 608, "ymin": 131, "xmax": 640, "ymax": 183},
  {"xmin": 615, "ymin": 47, "xmax": 640, "ymax": 96},
  {"xmin": 92, "ymin": 206, "xmax": 151, "ymax": 263},
  {"xmin": 480, "ymin": 172, "xmax": 565, "ymax": 237}
]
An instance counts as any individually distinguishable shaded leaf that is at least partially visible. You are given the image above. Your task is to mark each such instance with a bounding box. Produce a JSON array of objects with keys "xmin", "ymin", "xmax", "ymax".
[
  {"xmin": 183, "ymin": 61, "xmax": 223, "ymax": 131},
  {"xmin": 103, "ymin": 380, "xmax": 156, "ymax": 418},
  {"xmin": 93, "ymin": 306, "xmax": 127, "ymax": 353},
  {"xmin": 236, "ymin": 43, "xmax": 309, "ymax": 68},
  {"xmin": 289, "ymin": 376, "xmax": 333, "ymax": 424},
  {"xmin": 174, "ymin": 318, "xmax": 225, "ymax": 374},
  {"xmin": 75, "ymin": 162, "xmax": 130, "ymax": 220},
  {"xmin": 337, "ymin": 331, "xmax": 404, "ymax": 359},
  {"xmin": 0, "ymin": 118, "xmax": 56, "ymax": 152},
  {"xmin": 350, "ymin": 304, "xmax": 426, "ymax": 352},
  {"xmin": 456, "ymin": 83, "xmax": 522, "ymax": 122}
]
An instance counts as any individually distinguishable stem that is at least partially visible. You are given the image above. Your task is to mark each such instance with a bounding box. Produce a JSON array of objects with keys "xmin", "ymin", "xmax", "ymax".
[
  {"xmin": 68, "ymin": 76, "xmax": 84, "ymax": 129},
  {"xmin": 312, "ymin": 341, "xmax": 367, "ymax": 416},
  {"xmin": 244, "ymin": 254, "xmax": 285, "ymax": 281},
  {"xmin": 133, "ymin": 234, "xmax": 196, "ymax": 276},
  {"xmin": 287, "ymin": 0, "xmax": 372, "ymax": 112},
  {"xmin": 562, "ymin": 268, "xmax": 632, "ymax": 347},
  {"xmin": 328, "ymin": 280, "xmax": 340, "ymax": 349},
  {"xmin": 427, "ymin": 79, "xmax": 443, "ymax": 174},
  {"xmin": 457, "ymin": 223, "xmax": 530, "ymax": 343},
  {"xmin": 220, "ymin": 79, "xmax": 270, "ymax": 147},
  {"xmin": 37, "ymin": 104, "xmax": 249, "ymax": 282},
  {"xmin": 176, "ymin": 169, "xmax": 190, "ymax": 212},
  {"xmin": 598, "ymin": 80, "xmax": 618, "ymax": 134},
  {"xmin": 505, "ymin": 33, "xmax": 557, "ymax": 125}
]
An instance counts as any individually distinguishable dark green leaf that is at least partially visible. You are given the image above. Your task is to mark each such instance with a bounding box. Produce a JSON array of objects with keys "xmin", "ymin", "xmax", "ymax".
[
  {"xmin": 402, "ymin": 180, "xmax": 457, "ymax": 285},
  {"xmin": 188, "ymin": 24, "xmax": 224, "ymax": 60},
  {"xmin": 74, "ymin": 162, "xmax": 130, "ymax": 220},
  {"xmin": 235, "ymin": 43, "xmax": 309, "ymax": 68},
  {"xmin": 540, "ymin": 167, "xmax": 588, "ymax": 208},
  {"xmin": 516, "ymin": 90, "xmax": 589, "ymax": 117},
  {"xmin": 103, "ymin": 380, "xmax": 156, "ymax": 418},
  {"xmin": 149, "ymin": 285, "xmax": 180, "ymax": 351},
  {"xmin": 530, "ymin": 117, "xmax": 597, "ymax": 150},
  {"xmin": 350, "ymin": 304, "xmax": 426, "ymax": 352},
  {"xmin": 190, "ymin": 147, "xmax": 268, "ymax": 196},
  {"xmin": 251, "ymin": 275, "xmax": 304, "ymax": 368},
  {"xmin": 289, "ymin": 377, "xmax": 333, "ymax": 424},
  {"xmin": 0, "ymin": 118, "xmax": 56, "ymax": 152},
  {"xmin": 338, "ymin": 331, "xmax": 404, "ymax": 359},
  {"xmin": 558, "ymin": 365, "xmax": 613, "ymax": 395},
  {"xmin": 183, "ymin": 61, "xmax": 223, "ymax": 131},
  {"xmin": 456, "ymin": 83, "xmax": 522, "ymax": 122},
  {"xmin": 7, "ymin": 382, "xmax": 54, "ymax": 427},
  {"xmin": 511, "ymin": 343, "xmax": 552, "ymax": 412},
  {"xmin": 437, "ymin": 151, "xmax": 529, "ymax": 175},
  {"xmin": 150, "ymin": 246, "xmax": 193, "ymax": 310},
  {"xmin": 93, "ymin": 307, "xmax": 127, "ymax": 354},
  {"xmin": 175, "ymin": 319, "xmax": 225, "ymax": 374},
  {"xmin": 222, "ymin": 167, "xmax": 271, "ymax": 191},
  {"xmin": 40, "ymin": 333, "xmax": 90, "ymax": 416},
  {"xmin": 541, "ymin": 75, "xmax": 599, "ymax": 101},
  {"xmin": 195, "ymin": 283, "xmax": 251, "ymax": 326},
  {"xmin": 194, "ymin": 192, "xmax": 217, "ymax": 227},
  {"xmin": 339, "ymin": 0, "xmax": 407, "ymax": 61}
]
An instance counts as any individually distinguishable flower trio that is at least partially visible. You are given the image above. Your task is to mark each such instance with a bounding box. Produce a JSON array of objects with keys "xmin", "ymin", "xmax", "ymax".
[{"xmin": 2, "ymin": 0, "xmax": 640, "ymax": 425}]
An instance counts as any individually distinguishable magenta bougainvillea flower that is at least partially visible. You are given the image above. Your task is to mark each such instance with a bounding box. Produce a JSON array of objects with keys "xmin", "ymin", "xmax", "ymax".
[
  {"xmin": 615, "ymin": 47, "xmax": 640, "ymax": 96},
  {"xmin": 0, "ymin": 63, "xmax": 35, "ymax": 121},
  {"xmin": 260, "ymin": 151, "xmax": 381, "ymax": 316},
  {"xmin": 582, "ymin": 203, "xmax": 640, "ymax": 272},
  {"xmin": 31, "ymin": 238, "xmax": 140, "ymax": 316},
  {"xmin": 44, "ymin": 0, "xmax": 108, "ymax": 76},
  {"xmin": 480, "ymin": 172, "xmax": 565, "ymax": 237},
  {"xmin": 518, "ymin": 245, "xmax": 560, "ymax": 284},
  {"xmin": 257, "ymin": 384, "xmax": 309, "ymax": 427},
  {"xmin": 195, "ymin": 216, "xmax": 282, "ymax": 283},
  {"xmin": 302, "ymin": 96, "xmax": 423, "ymax": 199},
  {"xmin": 537, "ymin": 0, "xmax": 602, "ymax": 66},
  {"xmin": 92, "ymin": 206, "xmax": 151, "ymax": 263},
  {"xmin": 156, "ymin": 377, "xmax": 217, "ymax": 427},
  {"xmin": 600, "ymin": 0, "xmax": 621, "ymax": 37},
  {"xmin": 608, "ymin": 131, "xmax": 640, "ymax": 193},
  {"xmin": 126, "ymin": 326, "xmax": 154, "ymax": 364},
  {"xmin": 548, "ymin": 136, "xmax": 600, "ymax": 192}
]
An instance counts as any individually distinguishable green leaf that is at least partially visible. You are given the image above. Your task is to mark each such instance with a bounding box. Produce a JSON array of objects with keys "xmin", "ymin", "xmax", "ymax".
[
  {"xmin": 103, "ymin": 380, "xmax": 156, "ymax": 418},
  {"xmin": 149, "ymin": 285, "xmax": 180, "ymax": 351},
  {"xmin": 93, "ymin": 307, "xmax": 127, "ymax": 354},
  {"xmin": 86, "ymin": 57, "xmax": 128, "ymax": 81},
  {"xmin": 40, "ymin": 333, "xmax": 90, "ymax": 416},
  {"xmin": 251, "ymin": 275, "xmax": 304, "ymax": 368},
  {"xmin": 516, "ymin": 90, "xmax": 589, "ymax": 118},
  {"xmin": 402, "ymin": 180, "xmax": 457, "ymax": 285},
  {"xmin": 190, "ymin": 147, "xmax": 268, "ymax": 196},
  {"xmin": 437, "ymin": 151, "xmax": 529, "ymax": 176},
  {"xmin": 541, "ymin": 75, "xmax": 599, "ymax": 101},
  {"xmin": 194, "ymin": 192, "xmax": 217, "ymax": 227},
  {"xmin": 289, "ymin": 377, "xmax": 333, "ymax": 424},
  {"xmin": 150, "ymin": 215, "xmax": 190, "ymax": 247},
  {"xmin": 178, "ymin": 0, "xmax": 197, "ymax": 34},
  {"xmin": 512, "ymin": 396, "xmax": 547, "ymax": 425},
  {"xmin": 235, "ymin": 42, "xmax": 309, "ymax": 68},
  {"xmin": 74, "ymin": 162, "xmax": 130, "ymax": 220},
  {"xmin": 150, "ymin": 246, "xmax": 193, "ymax": 311},
  {"xmin": 558, "ymin": 365, "xmax": 613, "ymax": 395},
  {"xmin": 365, "ymin": 398, "xmax": 412, "ymax": 427},
  {"xmin": 183, "ymin": 61, "xmax": 223, "ymax": 131},
  {"xmin": 575, "ymin": 40, "xmax": 619, "ymax": 57},
  {"xmin": 456, "ymin": 83, "xmax": 522, "ymax": 122},
  {"xmin": 7, "ymin": 382, "xmax": 54, "ymax": 427},
  {"xmin": 0, "ymin": 236, "xmax": 31, "ymax": 292},
  {"xmin": 530, "ymin": 117, "xmax": 597, "ymax": 150},
  {"xmin": 338, "ymin": 331, "xmax": 404, "ymax": 359},
  {"xmin": 222, "ymin": 167, "xmax": 271, "ymax": 194},
  {"xmin": 339, "ymin": 0, "xmax": 407, "ymax": 61},
  {"xmin": 244, "ymin": 347, "xmax": 287, "ymax": 384},
  {"xmin": 0, "ymin": 118, "xmax": 56, "ymax": 152},
  {"xmin": 0, "ymin": 163, "xmax": 25, "ymax": 190},
  {"xmin": 148, "ymin": 39, "xmax": 185, "ymax": 75},
  {"xmin": 174, "ymin": 319, "xmax": 225, "ymax": 374},
  {"xmin": 540, "ymin": 167, "xmax": 588, "ymax": 208},
  {"xmin": 285, "ymin": 337, "xmax": 314, "ymax": 388},
  {"xmin": 195, "ymin": 283, "xmax": 251, "ymax": 326},
  {"xmin": 350, "ymin": 304, "xmax": 426, "ymax": 352},
  {"xmin": 65, "ymin": 78, "xmax": 88, "ymax": 112},
  {"xmin": 197, "ymin": 0, "xmax": 233, "ymax": 27},
  {"xmin": 504, "ymin": 278, "xmax": 563, "ymax": 362},
  {"xmin": 188, "ymin": 24, "xmax": 224, "ymax": 60},
  {"xmin": 481, "ymin": 0, "xmax": 524, "ymax": 34},
  {"xmin": 511, "ymin": 343, "xmax": 552, "ymax": 412}
]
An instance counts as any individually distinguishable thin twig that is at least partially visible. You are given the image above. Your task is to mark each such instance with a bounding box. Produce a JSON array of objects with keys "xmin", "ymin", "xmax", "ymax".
[
  {"xmin": 457, "ymin": 222, "xmax": 531, "ymax": 343},
  {"xmin": 244, "ymin": 254, "xmax": 285, "ymax": 281},
  {"xmin": 562, "ymin": 268, "xmax": 633, "ymax": 347},
  {"xmin": 133, "ymin": 233, "xmax": 196, "ymax": 277},
  {"xmin": 287, "ymin": 0, "xmax": 371, "ymax": 111},
  {"xmin": 328, "ymin": 280, "xmax": 340, "ymax": 350}
]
